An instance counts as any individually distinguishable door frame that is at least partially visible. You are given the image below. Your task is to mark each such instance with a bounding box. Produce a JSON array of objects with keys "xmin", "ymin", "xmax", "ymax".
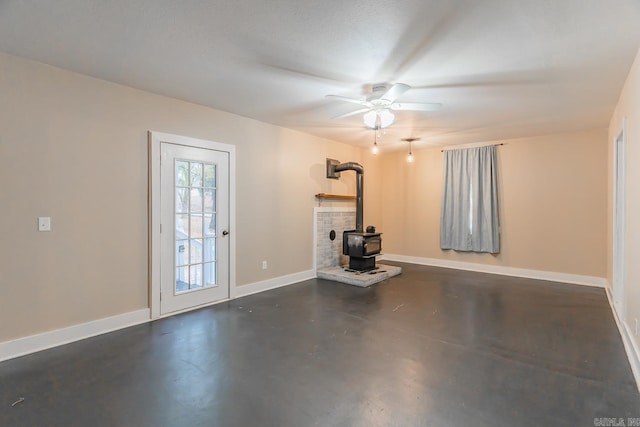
[
  {"xmin": 612, "ymin": 118, "xmax": 626, "ymax": 317},
  {"xmin": 149, "ymin": 131, "xmax": 236, "ymax": 319}
]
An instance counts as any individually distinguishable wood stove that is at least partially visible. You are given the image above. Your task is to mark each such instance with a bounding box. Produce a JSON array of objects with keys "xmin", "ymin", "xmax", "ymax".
[
  {"xmin": 343, "ymin": 230, "xmax": 382, "ymax": 271},
  {"xmin": 327, "ymin": 158, "xmax": 382, "ymax": 272}
]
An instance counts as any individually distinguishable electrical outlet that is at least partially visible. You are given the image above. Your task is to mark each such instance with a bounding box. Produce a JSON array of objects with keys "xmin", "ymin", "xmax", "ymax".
[
  {"xmin": 262, "ymin": 261, "xmax": 268, "ymax": 270},
  {"xmin": 38, "ymin": 217, "xmax": 51, "ymax": 232}
]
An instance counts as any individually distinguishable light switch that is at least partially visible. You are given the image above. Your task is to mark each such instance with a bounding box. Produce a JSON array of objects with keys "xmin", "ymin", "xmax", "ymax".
[{"xmin": 38, "ymin": 217, "xmax": 51, "ymax": 232}]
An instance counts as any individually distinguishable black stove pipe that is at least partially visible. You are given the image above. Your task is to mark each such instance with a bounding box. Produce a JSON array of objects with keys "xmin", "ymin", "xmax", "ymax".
[{"xmin": 333, "ymin": 162, "xmax": 364, "ymax": 233}]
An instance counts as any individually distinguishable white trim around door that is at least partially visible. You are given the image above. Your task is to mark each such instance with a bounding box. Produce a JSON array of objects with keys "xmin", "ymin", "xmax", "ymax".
[
  {"xmin": 149, "ymin": 131, "xmax": 236, "ymax": 319},
  {"xmin": 612, "ymin": 117, "xmax": 627, "ymax": 318}
]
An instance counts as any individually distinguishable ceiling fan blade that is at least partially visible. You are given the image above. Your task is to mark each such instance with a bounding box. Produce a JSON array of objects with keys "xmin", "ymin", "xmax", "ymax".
[
  {"xmin": 325, "ymin": 94, "xmax": 369, "ymax": 106},
  {"xmin": 374, "ymin": 3, "xmax": 469, "ymax": 80},
  {"xmin": 390, "ymin": 102, "xmax": 442, "ymax": 111},
  {"xmin": 380, "ymin": 83, "xmax": 411, "ymax": 103},
  {"xmin": 411, "ymin": 69, "xmax": 547, "ymax": 90},
  {"xmin": 332, "ymin": 108, "xmax": 371, "ymax": 119}
]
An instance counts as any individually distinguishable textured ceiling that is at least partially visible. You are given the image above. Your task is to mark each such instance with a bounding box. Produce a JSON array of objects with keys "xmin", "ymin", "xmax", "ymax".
[{"xmin": 1, "ymin": 0, "xmax": 639, "ymax": 150}]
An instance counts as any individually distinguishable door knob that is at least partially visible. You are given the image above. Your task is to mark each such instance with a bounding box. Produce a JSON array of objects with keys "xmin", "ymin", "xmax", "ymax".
[{"xmin": 222, "ymin": 230, "xmax": 229, "ymax": 236}]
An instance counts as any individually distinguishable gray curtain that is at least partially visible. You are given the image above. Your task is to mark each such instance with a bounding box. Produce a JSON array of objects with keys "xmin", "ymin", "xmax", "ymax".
[{"xmin": 440, "ymin": 145, "xmax": 499, "ymax": 253}]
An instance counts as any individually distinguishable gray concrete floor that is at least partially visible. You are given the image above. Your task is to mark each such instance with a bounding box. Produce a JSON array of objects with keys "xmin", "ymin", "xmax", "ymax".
[{"xmin": 1, "ymin": 262, "xmax": 639, "ymax": 426}]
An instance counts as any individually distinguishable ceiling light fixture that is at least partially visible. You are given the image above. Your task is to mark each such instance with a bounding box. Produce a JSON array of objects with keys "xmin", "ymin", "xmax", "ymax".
[
  {"xmin": 372, "ymin": 131, "xmax": 379, "ymax": 155},
  {"xmin": 363, "ymin": 109, "xmax": 395, "ymax": 129},
  {"xmin": 402, "ymin": 137, "xmax": 419, "ymax": 163},
  {"xmin": 407, "ymin": 147, "xmax": 414, "ymax": 163}
]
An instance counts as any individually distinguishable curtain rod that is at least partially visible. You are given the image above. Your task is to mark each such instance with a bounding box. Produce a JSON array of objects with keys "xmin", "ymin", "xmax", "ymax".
[{"xmin": 441, "ymin": 143, "xmax": 504, "ymax": 152}]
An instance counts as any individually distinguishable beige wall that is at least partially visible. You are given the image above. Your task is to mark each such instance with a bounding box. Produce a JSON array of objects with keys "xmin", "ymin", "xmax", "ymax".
[
  {"xmin": 608, "ymin": 48, "xmax": 640, "ymax": 344},
  {"xmin": 0, "ymin": 53, "xmax": 376, "ymax": 342},
  {"xmin": 379, "ymin": 130, "xmax": 608, "ymax": 277},
  {"xmin": 0, "ymin": 50, "xmax": 614, "ymax": 347}
]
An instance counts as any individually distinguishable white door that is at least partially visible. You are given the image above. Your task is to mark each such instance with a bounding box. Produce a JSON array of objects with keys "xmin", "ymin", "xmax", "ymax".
[{"xmin": 160, "ymin": 142, "xmax": 230, "ymax": 314}]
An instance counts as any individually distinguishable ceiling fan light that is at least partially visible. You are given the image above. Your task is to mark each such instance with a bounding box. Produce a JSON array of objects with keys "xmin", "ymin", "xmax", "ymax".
[
  {"xmin": 379, "ymin": 109, "xmax": 395, "ymax": 128},
  {"xmin": 363, "ymin": 110, "xmax": 377, "ymax": 128},
  {"xmin": 363, "ymin": 109, "xmax": 394, "ymax": 129}
]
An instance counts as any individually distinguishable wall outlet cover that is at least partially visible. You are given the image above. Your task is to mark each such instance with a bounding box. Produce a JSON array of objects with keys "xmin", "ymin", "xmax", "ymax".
[{"xmin": 38, "ymin": 217, "xmax": 51, "ymax": 232}]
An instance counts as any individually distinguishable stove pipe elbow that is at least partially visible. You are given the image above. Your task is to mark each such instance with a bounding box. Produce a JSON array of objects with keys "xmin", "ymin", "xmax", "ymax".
[
  {"xmin": 334, "ymin": 162, "xmax": 364, "ymax": 175},
  {"xmin": 326, "ymin": 159, "xmax": 365, "ymax": 233}
]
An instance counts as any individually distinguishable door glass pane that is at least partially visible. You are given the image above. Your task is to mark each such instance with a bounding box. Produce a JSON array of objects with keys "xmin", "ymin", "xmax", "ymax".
[
  {"xmin": 176, "ymin": 266, "xmax": 189, "ymax": 293},
  {"xmin": 204, "ymin": 164, "xmax": 216, "ymax": 188},
  {"xmin": 189, "ymin": 264, "xmax": 203, "ymax": 289},
  {"xmin": 204, "ymin": 214, "xmax": 216, "ymax": 237},
  {"xmin": 190, "ymin": 188, "xmax": 203, "ymax": 213},
  {"xmin": 204, "ymin": 238, "xmax": 216, "ymax": 263},
  {"xmin": 189, "ymin": 215, "xmax": 202, "ymax": 238},
  {"xmin": 190, "ymin": 162, "xmax": 203, "ymax": 187},
  {"xmin": 176, "ymin": 161, "xmax": 189, "ymax": 187},
  {"xmin": 204, "ymin": 262, "xmax": 216, "ymax": 287},
  {"xmin": 176, "ymin": 240, "xmax": 189, "ymax": 266},
  {"xmin": 176, "ymin": 214, "xmax": 189, "ymax": 239},
  {"xmin": 176, "ymin": 188, "xmax": 189, "ymax": 213},
  {"xmin": 204, "ymin": 189, "xmax": 215, "ymax": 213},
  {"xmin": 190, "ymin": 239, "xmax": 203, "ymax": 264}
]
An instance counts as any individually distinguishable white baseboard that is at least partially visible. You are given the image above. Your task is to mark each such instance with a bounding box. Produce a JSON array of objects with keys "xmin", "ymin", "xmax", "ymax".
[
  {"xmin": 605, "ymin": 288, "xmax": 640, "ymax": 393},
  {"xmin": 380, "ymin": 254, "xmax": 606, "ymax": 288},
  {"xmin": 622, "ymin": 322, "xmax": 640, "ymax": 393},
  {"xmin": 0, "ymin": 269, "xmax": 317, "ymax": 363},
  {"xmin": 236, "ymin": 269, "xmax": 316, "ymax": 298},
  {"xmin": 0, "ymin": 308, "xmax": 151, "ymax": 363}
]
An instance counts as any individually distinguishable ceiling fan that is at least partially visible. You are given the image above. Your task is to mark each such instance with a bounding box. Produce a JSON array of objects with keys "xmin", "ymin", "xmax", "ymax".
[{"xmin": 326, "ymin": 83, "xmax": 442, "ymax": 129}]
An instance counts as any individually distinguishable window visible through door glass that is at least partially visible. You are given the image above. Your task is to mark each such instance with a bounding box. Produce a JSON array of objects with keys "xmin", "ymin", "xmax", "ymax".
[{"xmin": 174, "ymin": 160, "xmax": 218, "ymax": 292}]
